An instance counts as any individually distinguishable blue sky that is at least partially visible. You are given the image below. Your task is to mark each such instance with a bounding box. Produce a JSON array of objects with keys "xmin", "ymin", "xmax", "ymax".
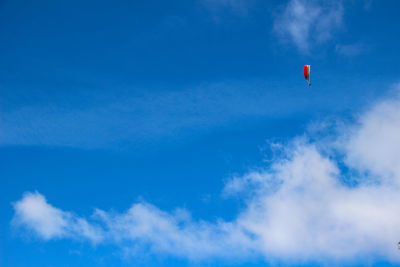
[{"xmin": 2, "ymin": 0, "xmax": 400, "ymax": 266}]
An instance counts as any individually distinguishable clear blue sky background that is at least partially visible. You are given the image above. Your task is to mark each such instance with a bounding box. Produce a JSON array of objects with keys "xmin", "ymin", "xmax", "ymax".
[{"xmin": 1, "ymin": 0, "xmax": 400, "ymax": 266}]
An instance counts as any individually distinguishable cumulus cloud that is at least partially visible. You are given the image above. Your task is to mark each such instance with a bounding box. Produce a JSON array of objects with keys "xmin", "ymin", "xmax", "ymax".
[
  {"xmin": 12, "ymin": 89, "xmax": 400, "ymax": 263},
  {"xmin": 12, "ymin": 192, "xmax": 103, "ymax": 244},
  {"xmin": 232, "ymin": 142, "xmax": 400, "ymax": 261},
  {"xmin": 345, "ymin": 94, "xmax": 400, "ymax": 181},
  {"xmin": 12, "ymin": 192, "xmax": 256, "ymax": 260},
  {"xmin": 94, "ymin": 203, "xmax": 256, "ymax": 260},
  {"xmin": 274, "ymin": 0, "xmax": 343, "ymax": 52}
]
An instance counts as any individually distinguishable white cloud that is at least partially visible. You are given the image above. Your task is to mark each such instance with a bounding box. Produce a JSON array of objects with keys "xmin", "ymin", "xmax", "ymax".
[
  {"xmin": 12, "ymin": 192, "xmax": 256, "ymax": 260},
  {"xmin": 12, "ymin": 192, "xmax": 70, "ymax": 240},
  {"xmin": 12, "ymin": 88, "xmax": 400, "ymax": 263},
  {"xmin": 94, "ymin": 203, "xmax": 256, "ymax": 260},
  {"xmin": 232, "ymin": 142, "xmax": 400, "ymax": 261},
  {"xmin": 345, "ymin": 92, "xmax": 400, "ymax": 182},
  {"xmin": 274, "ymin": 0, "xmax": 343, "ymax": 53},
  {"xmin": 12, "ymin": 192, "xmax": 103, "ymax": 244}
]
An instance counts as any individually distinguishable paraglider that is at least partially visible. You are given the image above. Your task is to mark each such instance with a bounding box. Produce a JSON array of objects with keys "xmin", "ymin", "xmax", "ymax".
[{"xmin": 303, "ymin": 65, "xmax": 311, "ymax": 86}]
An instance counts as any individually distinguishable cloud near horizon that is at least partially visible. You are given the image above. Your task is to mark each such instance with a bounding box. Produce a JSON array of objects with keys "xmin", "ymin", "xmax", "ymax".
[{"xmin": 12, "ymin": 88, "xmax": 400, "ymax": 263}]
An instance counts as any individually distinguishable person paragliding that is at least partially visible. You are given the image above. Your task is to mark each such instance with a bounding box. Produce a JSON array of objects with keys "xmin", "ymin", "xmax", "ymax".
[{"xmin": 303, "ymin": 65, "xmax": 311, "ymax": 86}]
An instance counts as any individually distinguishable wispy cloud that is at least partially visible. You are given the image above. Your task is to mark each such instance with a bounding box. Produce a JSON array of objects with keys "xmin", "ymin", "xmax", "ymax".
[
  {"xmin": 335, "ymin": 43, "xmax": 368, "ymax": 56},
  {"xmin": 0, "ymin": 80, "xmax": 344, "ymax": 149},
  {"xmin": 11, "ymin": 86, "xmax": 400, "ymax": 263},
  {"xmin": 201, "ymin": 0, "xmax": 253, "ymax": 17},
  {"xmin": 0, "ymin": 83, "xmax": 270, "ymax": 148},
  {"xmin": 274, "ymin": 0, "xmax": 343, "ymax": 53}
]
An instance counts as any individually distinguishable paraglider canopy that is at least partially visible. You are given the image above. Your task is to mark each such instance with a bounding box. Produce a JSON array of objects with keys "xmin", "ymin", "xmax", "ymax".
[{"xmin": 303, "ymin": 65, "xmax": 311, "ymax": 86}]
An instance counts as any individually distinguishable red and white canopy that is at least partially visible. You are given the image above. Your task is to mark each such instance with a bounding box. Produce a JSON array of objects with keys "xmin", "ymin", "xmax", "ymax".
[{"xmin": 303, "ymin": 65, "xmax": 310, "ymax": 82}]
